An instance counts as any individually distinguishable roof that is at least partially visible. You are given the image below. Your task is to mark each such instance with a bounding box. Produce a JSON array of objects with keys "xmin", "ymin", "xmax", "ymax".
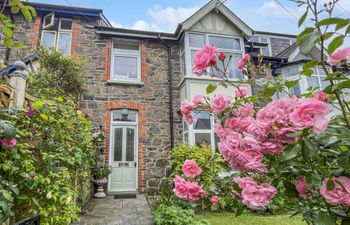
[
  {"xmin": 276, "ymin": 43, "xmax": 298, "ymax": 58},
  {"xmin": 175, "ymin": 0, "xmax": 253, "ymax": 37},
  {"xmin": 254, "ymin": 31, "xmax": 297, "ymax": 39}
]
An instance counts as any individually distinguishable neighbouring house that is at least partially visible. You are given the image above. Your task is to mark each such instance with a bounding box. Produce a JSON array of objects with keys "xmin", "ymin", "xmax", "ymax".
[{"xmin": 0, "ymin": 0, "xmax": 329, "ymax": 193}]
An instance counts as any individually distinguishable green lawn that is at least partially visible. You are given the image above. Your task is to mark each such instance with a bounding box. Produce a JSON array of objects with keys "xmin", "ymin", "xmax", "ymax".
[{"xmin": 197, "ymin": 213, "xmax": 307, "ymax": 225}]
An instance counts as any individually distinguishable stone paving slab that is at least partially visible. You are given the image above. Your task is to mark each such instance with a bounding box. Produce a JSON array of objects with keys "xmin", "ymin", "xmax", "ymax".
[{"xmin": 71, "ymin": 194, "xmax": 153, "ymax": 225}]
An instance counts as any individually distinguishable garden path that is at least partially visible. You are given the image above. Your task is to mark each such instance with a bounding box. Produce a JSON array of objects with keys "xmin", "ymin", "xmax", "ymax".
[{"xmin": 72, "ymin": 194, "xmax": 153, "ymax": 225}]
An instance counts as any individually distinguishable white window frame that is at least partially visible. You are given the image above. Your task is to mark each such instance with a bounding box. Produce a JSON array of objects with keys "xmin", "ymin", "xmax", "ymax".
[
  {"xmin": 110, "ymin": 40, "xmax": 141, "ymax": 82},
  {"xmin": 257, "ymin": 36, "xmax": 272, "ymax": 57},
  {"xmin": 40, "ymin": 18, "xmax": 72, "ymax": 56},
  {"xmin": 184, "ymin": 32, "xmax": 245, "ymax": 79},
  {"xmin": 42, "ymin": 12, "xmax": 55, "ymax": 29},
  {"xmin": 183, "ymin": 112, "xmax": 216, "ymax": 150},
  {"xmin": 281, "ymin": 65, "xmax": 330, "ymax": 96}
]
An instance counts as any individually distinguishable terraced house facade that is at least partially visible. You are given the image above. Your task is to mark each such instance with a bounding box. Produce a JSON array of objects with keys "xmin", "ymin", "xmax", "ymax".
[{"xmin": 1, "ymin": 0, "xmax": 326, "ymax": 193}]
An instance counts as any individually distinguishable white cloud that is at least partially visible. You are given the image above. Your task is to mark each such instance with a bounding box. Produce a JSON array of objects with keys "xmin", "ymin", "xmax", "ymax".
[
  {"xmin": 147, "ymin": 5, "xmax": 200, "ymax": 30},
  {"xmin": 257, "ymin": 1, "xmax": 303, "ymax": 19},
  {"xmin": 130, "ymin": 20, "xmax": 159, "ymax": 31},
  {"xmin": 110, "ymin": 21, "xmax": 124, "ymax": 28}
]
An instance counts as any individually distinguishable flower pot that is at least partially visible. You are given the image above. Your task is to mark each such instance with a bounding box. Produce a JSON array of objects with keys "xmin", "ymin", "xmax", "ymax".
[{"xmin": 94, "ymin": 177, "xmax": 108, "ymax": 198}]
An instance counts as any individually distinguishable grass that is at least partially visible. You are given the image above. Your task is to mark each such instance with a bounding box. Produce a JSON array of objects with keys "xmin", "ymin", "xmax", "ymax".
[{"xmin": 197, "ymin": 213, "xmax": 307, "ymax": 225}]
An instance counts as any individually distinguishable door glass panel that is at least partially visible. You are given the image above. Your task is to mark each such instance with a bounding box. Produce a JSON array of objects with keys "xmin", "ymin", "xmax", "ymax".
[
  {"xmin": 126, "ymin": 128, "xmax": 135, "ymax": 161},
  {"xmin": 114, "ymin": 128, "xmax": 123, "ymax": 161},
  {"xmin": 194, "ymin": 133, "xmax": 211, "ymax": 146}
]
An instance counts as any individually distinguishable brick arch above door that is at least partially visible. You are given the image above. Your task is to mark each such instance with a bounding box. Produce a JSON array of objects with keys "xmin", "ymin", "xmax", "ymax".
[{"xmin": 103, "ymin": 100, "xmax": 146, "ymax": 191}]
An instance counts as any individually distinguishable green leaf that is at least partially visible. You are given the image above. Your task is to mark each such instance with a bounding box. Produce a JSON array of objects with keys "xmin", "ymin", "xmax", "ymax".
[
  {"xmin": 285, "ymin": 80, "xmax": 299, "ymax": 88},
  {"xmin": 338, "ymin": 150, "xmax": 350, "ymax": 170},
  {"xmin": 327, "ymin": 179, "xmax": 335, "ymax": 191},
  {"xmin": 301, "ymin": 69, "xmax": 314, "ymax": 76},
  {"xmin": 314, "ymin": 212, "xmax": 336, "ymax": 225},
  {"xmin": 3, "ymin": 27, "xmax": 13, "ymax": 38},
  {"xmin": 57, "ymin": 97, "xmax": 64, "ymax": 102},
  {"xmin": 32, "ymin": 197, "xmax": 40, "ymax": 207},
  {"xmin": 346, "ymin": 25, "xmax": 350, "ymax": 34},
  {"xmin": 298, "ymin": 10, "xmax": 308, "ymax": 27},
  {"xmin": 281, "ymin": 143, "xmax": 301, "ymax": 161},
  {"xmin": 323, "ymin": 32, "xmax": 334, "ymax": 40},
  {"xmin": 206, "ymin": 84, "xmax": 217, "ymax": 94},
  {"xmin": 40, "ymin": 114, "xmax": 48, "ymax": 120},
  {"xmin": 335, "ymin": 80, "xmax": 350, "ymax": 90},
  {"xmin": 4, "ymin": 38, "xmax": 14, "ymax": 48},
  {"xmin": 296, "ymin": 27, "xmax": 314, "ymax": 44},
  {"xmin": 32, "ymin": 101, "xmax": 44, "ymax": 109},
  {"xmin": 21, "ymin": 8, "xmax": 33, "ymax": 22},
  {"xmin": 336, "ymin": 19, "xmax": 350, "ymax": 31},
  {"xmin": 306, "ymin": 172, "xmax": 322, "ymax": 188},
  {"xmin": 11, "ymin": 6, "xmax": 20, "ymax": 14},
  {"xmin": 303, "ymin": 60, "xmax": 319, "ymax": 69},
  {"xmin": 317, "ymin": 18, "xmax": 348, "ymax": 26},
  {"xmin": 302, "ymin": 138, "xmax": 318, "ymax": 159},
  {"xmin": 283, "ymin": 180, "xmax": 299, "ymax": 198},
  {"xmin": 328, "ymin": 36, "xmax": 344, "ymax": 55},
  {"xmin": 299, "ymin": 30, "xmax": 321, "ymax": 55}
]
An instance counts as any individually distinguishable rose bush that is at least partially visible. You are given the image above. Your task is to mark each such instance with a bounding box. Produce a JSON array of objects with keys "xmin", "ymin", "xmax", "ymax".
[{"xmin": 175, "ymin": 0, "xmax": 350, "ymax": 224}]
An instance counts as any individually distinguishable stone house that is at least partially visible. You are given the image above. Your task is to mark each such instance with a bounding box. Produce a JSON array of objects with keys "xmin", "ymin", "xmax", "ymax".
[{"xmin": 0, "ymin": 0, "xmax": 326, "ymax": 193}]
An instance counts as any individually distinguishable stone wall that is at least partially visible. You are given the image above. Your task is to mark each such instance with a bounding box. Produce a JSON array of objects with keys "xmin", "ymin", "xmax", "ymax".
[
  {"xmin": 270, "ymin": 37, "xmax": 291, "ymax": 57},
  {"xmin": 74, "ymin": 18, "xmax": 182, "ymax": 192}
]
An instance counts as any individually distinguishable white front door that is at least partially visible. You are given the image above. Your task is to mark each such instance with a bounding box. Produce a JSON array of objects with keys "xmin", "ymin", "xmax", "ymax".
[{"xmin": 109, "ymin": 125, "xmax": 137, "ymax": 192}]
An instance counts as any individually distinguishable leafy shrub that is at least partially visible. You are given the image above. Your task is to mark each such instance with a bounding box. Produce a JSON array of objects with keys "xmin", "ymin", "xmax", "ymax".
[
  {"xmin": 28, "ymin": 48, "xmax": 85, "ymax": 99},
  {"xmin": 0, "ymin": 98, "xmax": 95, "ymax": 224},
  {"xmin": 153, "ymin": 204, "xmax": 209, "ymax": 225}
]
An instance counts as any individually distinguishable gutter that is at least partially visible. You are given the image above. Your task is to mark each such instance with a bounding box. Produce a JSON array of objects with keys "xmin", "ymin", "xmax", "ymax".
[{"xmin": 158, "ymin": 35, "xmax": 175, "ymax": 150}]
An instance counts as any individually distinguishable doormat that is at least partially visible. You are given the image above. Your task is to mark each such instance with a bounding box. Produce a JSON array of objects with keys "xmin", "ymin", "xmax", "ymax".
[{"xmin": 114, "ymin": 194, "xmax": 137, "ymax": 199}]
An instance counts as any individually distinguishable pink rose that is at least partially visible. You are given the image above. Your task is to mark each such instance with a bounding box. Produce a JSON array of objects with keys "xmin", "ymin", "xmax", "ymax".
[
  {"xmin": 261, "ymin": 140, "xmax": 284, "ymax": 154},
  {"xmin": 210, "ymin": 196, "xmax": 219, "ymax": 204},
  {"xmin": 235, "ymin": 87, "xmax": 249, "ymax": 97},
  {"xmin": 240, "ymin": 135, "xmax": 261, "ymax": 151},
  {"xmin": 236, "ymin": 54, "xmax": 251, "ymax": 71},
  {"xmin": 192, "ymin": 94, "xmax": 204, "ymax": 105},
  {"xmin": 320, "ymin": 176, "xmax": 350, "ymax": 207},
  {"xmin": 241, "ymin": 182, "xmax": 277, "ymax": 210},
  {"xmin": 182, "ymin": 160, "xmax": 202, "ymax": 178},
  {"xmin": 257, "ymin": 105, "xmax": 288, "ymax": 129},
  {"xmin": 295, "ymin": 176, "xmax": 308, "ymax": 199},
  {"xmin": 245, "ymin": 161, "xmax": 268, "ymax": 173},
  {"xmin": 246, "ymin": 122, "xmax": 267, "ymax": 141},
  {"xmin": 237, "ymin": 103, "xmax": 253, "ymax": 117},
  {"xmin": 327, "ymin": 47, "xmax": 350, "ymax": 66},
  {"xmin": 314, "ymin": 91, "xmax": 329, "ymax": 101},
  {"xmin": 289, "ymin": 99, "xmax": 331, "ymax": 134},
  {"xmin": 181, "ymin": 100, "xmax": 195, "ymax": 124},
  {"xmin": 233, "ymin": 177, "xmax": 257, "ymax": 189},
  {"xmin": 211, "ymin": 95, "xmax": 232, "ymax": 113},
  {"xmin": 242, "ymin": 149, "xmax": 264, "ymax": 163},
  {"xmin": 2, "ymin": 138, "xmax": 16, "ymax": 148},
  {"xmin": 242, "ymin": 53, "xmax": 251, "ymax": 62},
  {"xmin": 225, "ymin": 117, "xmax": 240, "ymax": 129},
  {"xmin": 192, "ymin": 45, "xmax": 219, "ymax": 75},
  {"xmin": 187, "ymin": 182, "xmax": 206, "ymax": 201},
  {"xmin": 218, "ymin": 52, "xmax": 226, "ymax": 61},
  {"xmin": 173, "ymin": 176, "xmax": 188, "ymax": 199}
]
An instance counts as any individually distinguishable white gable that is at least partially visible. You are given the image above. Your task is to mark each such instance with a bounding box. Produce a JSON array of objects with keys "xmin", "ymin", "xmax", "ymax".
[{"xmin": 189, "ymin": 11, "xmax": 243, "ymax": 36}]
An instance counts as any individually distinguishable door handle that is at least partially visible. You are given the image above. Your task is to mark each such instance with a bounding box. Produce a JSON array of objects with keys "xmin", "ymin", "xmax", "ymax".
[{"xmin": 134, "ymin": 162, "xmax": 137, "ymax": 167}]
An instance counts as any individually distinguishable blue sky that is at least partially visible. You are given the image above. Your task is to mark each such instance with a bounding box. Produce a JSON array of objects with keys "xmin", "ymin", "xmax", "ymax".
[{"xmin": 28, "ymin": 0, "xmax": 350, "ymax": 35}]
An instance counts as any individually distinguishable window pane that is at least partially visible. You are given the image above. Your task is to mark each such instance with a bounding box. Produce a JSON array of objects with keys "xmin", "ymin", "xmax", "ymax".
[
  {"xmin": 191, "ymin": 50, "xmax": 198, "ymax": 74},
  {"xmin": 42, "ymin": 32, "xmax": 55, "ymax": 49},
  {"xmin": 289, "ymin": 83, "xmax": 301, "ymax": 97},
  {"xmin": 317, "ymin": 66, "xmax": 327, "ymax": 76},
  {"xmin": 321, "ymin": 78, "xmax": 331, "ymax": 89},
  {"xmin": 213, "ymin": 53, "xmax": 243, "ymax": 79},
  {"xmin": 261, "ymin": 47, "xmax": 270, "ymax": 56},
  {"xmin": 114, "ymin": 56, "xmax": 138, "ymax": 79},
  {"xmin": 113, "ymin": 110, "xmax": 137, "ymax": 122},
  {"xmin": 307, "ymin": 76, "xmax": 320, "ymax": 89},
  {"xmin": 126, "ymin": 128, "xmax": 135, "ymax": 161},
  {"xmin": 181, "ymin": 53, "xmax": 186, "ymax": 76},
  {"xmin": 58, "ymin": 33, "xmax": 71, "ymax": 56},
  {"xmin": 209, "ymin": 36, "xmax": 241, "ymax": 50},
  {"xmin": 194, "ymin": 133, "xmax": 211, "ymax": 146},
  {"xmin": 189, "ymin": 33, "xmax": 204, "ymax": 48},
  {"xmin": 184, "ymin": 132, "xmax": 189, "ymax": 144},
  {"xmin": 114, "ymin": 40, "xmax": 139, "ymax": 51},
  {"xmin": 193, "ymin": 112, "xmax": 211, "ymax": 130},
  {"xmin": 283, "ymin": 67, "xmax": 299, "ymax": 78},
  {"xmin": 113, "ymin": 128, "xmax": 123, "ymax": 161},
  {"xmin": 259, "ymin": 37, "xmax": 269, "ymax": 43},
  {"xmin": 60, "ymin": 20, "xmax": 72, "ymax": 30}
]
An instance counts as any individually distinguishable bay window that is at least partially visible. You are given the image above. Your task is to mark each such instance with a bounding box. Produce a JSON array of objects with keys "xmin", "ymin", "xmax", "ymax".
[
  {"xmin": 41, "ymin": 16, "xmax": 72, "ymax": 56},
  {"xmin": 181, "ymin": 32, "xmax": 244, "ymax": 79},
  {"xmin": 111, "ymin": 40, "xmax": 140, "ymax": 82}
]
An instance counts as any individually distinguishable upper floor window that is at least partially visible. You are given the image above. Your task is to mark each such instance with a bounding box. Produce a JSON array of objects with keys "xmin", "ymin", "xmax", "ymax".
[
  {"xmin": 282, "ymin": 65, "xmax": 330, "ymax": 97},
  {"xmin": 111, "ymin": 40, "xmax": 140, "ymax": 82},
  {"xmin": 41, "ymin": 14, "xmax": 72, "ymax": 56},
  {"xmin": 257, "ymin": 36, "xmax": 271, "ymax": 56},
  {"xmin": 182, "ymin": 32, "xmax": 244, "ymax": 79}
]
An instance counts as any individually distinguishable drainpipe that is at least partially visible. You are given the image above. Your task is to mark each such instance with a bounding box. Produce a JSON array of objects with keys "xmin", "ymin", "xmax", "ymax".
[{"xmin": 158, "ymin": 35, "xmax": 174, "ymax": 150}]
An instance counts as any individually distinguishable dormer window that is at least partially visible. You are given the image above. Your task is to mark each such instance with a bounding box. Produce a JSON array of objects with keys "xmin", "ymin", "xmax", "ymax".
[
  {"xmin": 182, "ymin": 32, "xmax": 244, "ymax": 79},
  {"xmin": 41, "ymin": 15, "xmax": 72, "ymax": 56}
]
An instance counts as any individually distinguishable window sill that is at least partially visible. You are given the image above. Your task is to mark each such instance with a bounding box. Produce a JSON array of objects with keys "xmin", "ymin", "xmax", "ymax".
[{"xmin": 106, "ymin": 80, "xmax": 144, "ymax": 86}]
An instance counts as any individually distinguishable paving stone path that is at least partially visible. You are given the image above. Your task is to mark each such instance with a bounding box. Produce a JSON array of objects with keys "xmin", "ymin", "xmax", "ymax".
[{"xmin": 72, "ymin": 194, "xmax": 153, "ymax": 225}]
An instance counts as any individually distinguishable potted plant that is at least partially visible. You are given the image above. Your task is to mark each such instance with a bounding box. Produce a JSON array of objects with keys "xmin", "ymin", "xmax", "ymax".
[{"xmin": 93, "ymin": 163, "xmax": 111, "ymax": 198}]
